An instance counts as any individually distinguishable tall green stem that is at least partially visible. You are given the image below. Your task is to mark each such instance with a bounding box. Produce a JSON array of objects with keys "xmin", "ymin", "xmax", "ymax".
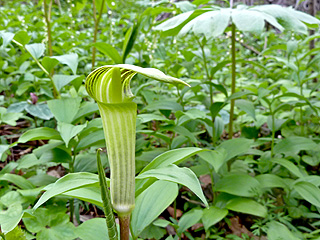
[
  {"xmin": 92, "ymin": 0, "xmax": 105, "ymax": 70},
  {"xmin": 97, "ymin": 149, "xmax": 118, "ymax": 240},
  {"xmin": 119, "ymin": 215, "xmax": 130, "ymax": 240},
  {"xmin": 228, "ymin": 23, "xmax": 236, "ymax": 139},
  {"xmin": 69, "ymin": 153, "xmax": 75, "ymax": 222},
  {"xmin": 43, "ymin": 0, "xmax": 53, "ymax": 56},
  {"xmin": 271, "ymin": 113, "xmax": 275, "ymax": 158},
  {"xmin": 195, "ymin": 36, "xmax": 216, "ymax": 144},
  {"xmin": 12, "ymin": 39, "xmax": 60, "ymax": 98}
]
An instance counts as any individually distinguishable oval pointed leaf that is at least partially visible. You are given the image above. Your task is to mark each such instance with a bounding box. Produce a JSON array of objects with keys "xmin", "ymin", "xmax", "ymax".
[
  {"xmin": 33, "ymin": 173, "xmax": 99, "ymax": 209},
  {"xmin": 294, "ymin": 181, "xmax": 320, "ymax": 208},
  {"xmin": 18, "ymin": 127, "xmax": 61, "ymax": 143},
  {"xmin": 137, "ymin": 164, "xmax": 208, "ymax": 207},
  {"xmin": 140, "ymin": 147, "xmax": 207, "ymax": 173},
  {"xmin": 226, "ymin": 198, "xmax": 267, "ymax": 217},
  {"xmin": 215, "ymin": 174, "xmax": 261, "ymax": 197},
  {"xmin": 131, "ymin": 180, "xmax": 178, "ymax": 237},
  {"xmin": 25, "ymin": 43, "xmax": 45, "ymax": 59},
  {"xmin": 232, "ymin": 9, "xmax": 265, "ymax": 33},
  {"xmin": 202, "ymin": 206, "xmax": 228, "ymax": 230}
]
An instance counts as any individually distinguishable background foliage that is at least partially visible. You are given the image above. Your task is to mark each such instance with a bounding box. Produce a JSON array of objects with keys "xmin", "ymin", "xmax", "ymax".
[{"xmin": 1, "ymin": 0, "xmax": 320, "ymax": 239}]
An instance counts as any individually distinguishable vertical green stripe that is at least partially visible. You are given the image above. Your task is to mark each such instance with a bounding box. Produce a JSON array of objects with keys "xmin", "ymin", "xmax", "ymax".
[{"xmin": 98, "ymin": 102, "xmax": 136, "ymax": 215}]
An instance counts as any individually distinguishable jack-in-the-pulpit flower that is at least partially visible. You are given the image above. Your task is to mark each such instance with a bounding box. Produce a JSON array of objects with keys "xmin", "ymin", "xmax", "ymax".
[{"xmin": 86, "ymin": 64, "xmax": 189, "ymax": 217}]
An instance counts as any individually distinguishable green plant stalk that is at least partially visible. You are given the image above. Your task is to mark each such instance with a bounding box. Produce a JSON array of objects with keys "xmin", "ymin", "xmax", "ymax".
[
  {"xmin": 0, "ymin": 232, "xmax": 5, "ymax": 240},
  {"xmin": 92, "ymin": 0, "xmax": 105, "ymax": 70},
  {"xmin": 300, "ymin": 82, "xmax": 304, "ymax": 136},
  {"xmin": 119, "ymin": 215, "xmax": 130, "ymax": 240},
  {"xmin": 69, "ymin": 153, "xmax": 75, "ymax": 222},
  {"xmin": 195, "ymin": 36, "xmax": 216, "ymax": 144},
  {"xmin": 271, "ymin": 113, "xmax": 275, "ymax": 158},
  {"xmin": 43, "ymin": 0, "xmax": 53, "ymax": 56},
  {"xmin": 12, "ymin": 39, "xmax": 60, "ymax": 99},
  {"xmin": 228, "ymin": 23, "xmax": 236, "ymax": 139},
  {"xmin": 97, "ymin": 149, "xmax": 118, "ymax": 240}
]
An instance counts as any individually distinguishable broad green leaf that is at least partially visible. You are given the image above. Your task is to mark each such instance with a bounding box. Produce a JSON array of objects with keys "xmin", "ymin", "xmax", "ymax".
[
  {"xmin": 23, "ymin": 208, "xmax": 77, "ymax": 240},
  {"xmin": 62, "ymin": 185, "xmax": 102, "ymax": 207},
  {"xmin": 52, "ymin": 75, "xmax": 81, "ymax": 92},
  {"xmin": 267, "ymin": 221, "xmax": 299, "ymax": 240},
  {"xmin": 47, "ymin": 97, "xmax": 81, "ymax": 124},
  {"xmin": 122, "ymin": 23, "xmax": 139, "ymax": 63},
  {"xmin": 72, "ymin": 102, "xmax": 99, "ymax": 123},
  {"xmin": 140, "ymin": 147, "xmax": 207, "ymax": 173},
  {"xmin": 74, "ymin": 152, "xmax": 107, "ymax": 173},
  {"xmin": 235, "ymin": 99, "xmax": 256, "ymax": 120},
  {"xmin": 202, "ymin": 206, "xmax": 228, "ymax": 231},
  {"xmin": 0, "ymin": 144, "xmax": 10, "ymax": 160},
  {"xmin": 57, "ymin": 122, "xmax": 87, "ymax": 147},
  {"xmin": 4, "ymin": 226, "xmax": 27, "ymax": 240},
  {"xmin": 137, "ymin": 164, "xmax": 208, "ymax": 207},
  {"xmin": 170, "ymin": 125, "xmax": 197, "ymax": 144},
  {"xmin": 226, "ymin": 198, "xmax": 267, "ymax": 217},
  {"xmin": 174, "ymin": 1, "xmax": 196, "ymax": 12},
  {"xmin": 232, "ymin": 9, "xmax": 265, "ymax": 33},
  {"xmin": 18, "ymin": 127, "xmax": 61, "ymax": 143},
  {"xmin": 25, "ymin": 103, "xmax": 53, "ymax": 120},
  {"xmin": 210, "ymin": 102, "xmax": 225, "ymax": 118},
  {"xmin": 25, "ymin": 43, "xmax": 45, "ymax": 59},
  {"xmin": 0, "ymin": 191, "xmax": 25, "ymax": 207},
  {"xmin": 217, "ymin": 138, "xmax": 254, "ymax": 161},
  {"xmin": 180, "ymin": 9, "xmax": 230, "ymax": 38},
  {"xmin": 51, "ymin": 54, "xmax": 79, "ymax": 75},
  {"xmin": 93, "ymin": 42, "xmax": 122, "ymax": 64},
  {"xmin": 215, "ymin": 174, "xmax": 261, "ymax": 197},
  {"xmin": 177, "ymin": 209, "xmax": 203, "ymax": 235},
  {"xmin": 75, "ymin": 218, "xmax": 109, "ymax": 240},
  {"xmin": 266, "ymin": 116, "xmax": 287, "ymax": 132},
  {"xmin": 138, "ymin": 114, "xmax": 169, "ymax": 123},
  {"xmin": 33, "ymin": 173, "xmax": 99, "ymax": 209},
  {"xmin": 131, "ymin": 180, "xmax": 178, "ymax": 238},
  {"xmin": 198, "ymin": 148, "xmax": 227, "ymax": 172},
  {"xmin": 253, "ymin": 4, "xmax": 309, "ymax": 34},
  {"xmin": 256, "ymin": 174, "xmax": 287, "ymax": 189},
  {"xmin": 155, "ymin": 9, "xmax": 209, "ymax": 36},
  {"xmin": 42, "ymin": 57, "xmax": 59, "ymax": 73},
  {"xmin": 0, "ymin": 203, "xmax": 23, "ymax": 234},
  {"xmin": 13, "ymin": 30, "xmax": 31, "ymax": 45},
  {"xmin": 0, "ymin": 31, "xmax": 14, "ymax": 48},
  {"xmin": 75, "ymin": 129, "xmax": 105, "ymax": 151},
  {"xmin": 0, "ymin": 173, "xmax": 35, "ymax": 189},
  {"xmin": 154, "ymin": 11, "xmax": 194, "ymax": 32},
  {"xmin": 7, "ymin": 102, "xmax": 28, "ymax": 113},
  {"xmin": 294, "ymin": 181, "xmax": 320, "ymax": 208},
  {"xmin": 271, "ymin": 158, "xmax": 303, "ymax": 178},
  {"xmin": 273, "ymin": 136, "xmax": 318, "ymax": 155},
  {"xmin": 143, "ymin": 100, "xmax": 183, "ymax": 112},
  {"xmin": 36, "ymin": 223, "xmax": 76, "ymax": 240},
  {"xmin": 0, "ymin": 107, "xmax": 23, "ymax": 126}
]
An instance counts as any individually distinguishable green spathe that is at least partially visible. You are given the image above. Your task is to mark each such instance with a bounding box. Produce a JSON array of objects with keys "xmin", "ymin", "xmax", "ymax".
[{"xmin": 85, "ymin": 64, "xmax": 188, "ymax": 216}]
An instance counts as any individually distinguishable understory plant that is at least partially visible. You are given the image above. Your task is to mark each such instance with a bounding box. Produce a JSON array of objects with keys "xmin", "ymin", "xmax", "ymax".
[
  {"xmin": 155, "ymin": 1, "xmax": 320, "ymax": 140},
  {"xmin": 85, "ymin": 64, "xmax": 189, "ymax": 239}
]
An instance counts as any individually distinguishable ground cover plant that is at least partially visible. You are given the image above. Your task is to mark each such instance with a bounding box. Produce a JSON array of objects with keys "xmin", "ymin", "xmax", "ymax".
[{"xmin": 1, "ymin": 0, "xmax": 320, "ymax": 239}]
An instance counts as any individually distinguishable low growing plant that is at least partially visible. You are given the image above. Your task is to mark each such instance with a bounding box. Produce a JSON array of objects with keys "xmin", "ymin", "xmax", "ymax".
[{"xmin": 85, "ymin": 64, "xmax": 189, "ymax": 239}]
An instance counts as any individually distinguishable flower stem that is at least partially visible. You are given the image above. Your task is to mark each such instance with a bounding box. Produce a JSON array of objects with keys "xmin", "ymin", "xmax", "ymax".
[
  {"xmin": 229, "ymin": 23, "xmax": 236, "ymax": 139},
  {"xmin": 119, "ymin": 214, "xmax": 130, "ymax": 240}
]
